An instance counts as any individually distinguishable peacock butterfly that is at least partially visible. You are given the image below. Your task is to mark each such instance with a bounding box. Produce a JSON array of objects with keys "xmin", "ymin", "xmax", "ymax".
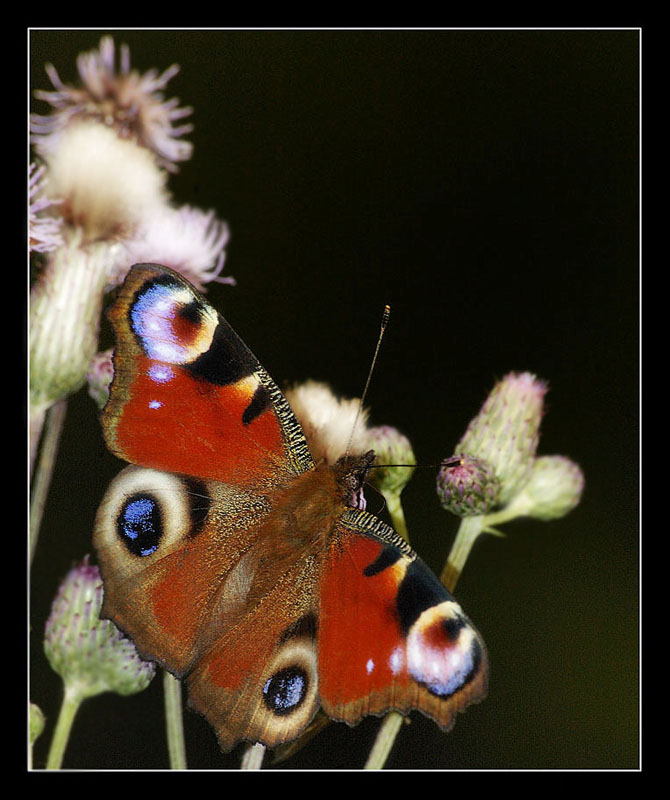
[{"xmin": 93, "ymin": 263, "xmax": 488, "ymax": 753}]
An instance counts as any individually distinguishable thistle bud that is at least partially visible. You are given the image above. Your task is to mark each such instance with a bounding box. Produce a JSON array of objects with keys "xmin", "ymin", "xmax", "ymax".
[
  {"xmin": 30, "ymin": 703, "xmax": 46, "ymax": 745},
  {"xmin": 87, "ymin": 349, "xmax": 115, "ymax": 409},
  {"xmin": 436, "ymin": 454, "xmax": 501, "ymax": 517},
  {"xmin": 364, "ymin": 425, "xmax": 417, "ymax": 497},
  {"xmin": 44, "ymin": 559, "xmax": 155, "ymax": 700},
  {"xmin": 456, "ymin": 372, "xmax": 547, "ymax": 505},
  {"xmin": 506, "ymin": 455, "xmax": 585, "ymax": 521}
]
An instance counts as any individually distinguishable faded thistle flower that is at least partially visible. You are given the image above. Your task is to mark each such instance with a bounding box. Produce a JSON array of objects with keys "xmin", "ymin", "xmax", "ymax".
[
  {"xmin": 30, "ymin": 37, "xmax": 231, "ymax": 444},
  {"xmin": 31, "ymin": 35, "xmax": 193, "ymax": 172},
  {"xmin": 40, "ymin": 119, "xmax": 168, "ymax": 242},
  {"xmin": 117, "ymin": 204, "xmax": 233, "ymax": 291},
  {"xmin": 285, "ymin": 380, "xmax": 370, "ymax": 465},
  {"xmin": 44, "ymin": 559, "xmax": 155, "ymax": 700},
  {"xmin": 30, "ymin": 234, "xmax": 118, "ymax": 418}
]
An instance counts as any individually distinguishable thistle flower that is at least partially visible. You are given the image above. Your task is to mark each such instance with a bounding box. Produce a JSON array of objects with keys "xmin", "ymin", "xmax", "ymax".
[
  {"xmin": 44, "ymin": 558, "xmax": 156, "ymax": 698},
  {"xmin": 456, "ymin": 372, "xmax": 547, "ymax": 505},
  {"xmin": 40, "ymin": 119, "xmax": 168, "ymax": 242},
  {"xmin": 31, "ymin": 35, "xmax": 193, "ymax": 172},
  {"xmin": 116, "ymin": 204, "xmax": 233, "ymax": 291},
  {"xmin": 30, "ymin": 232, "xmax": 117, "ymax": 416},
  {"xmin": 436, "ymin": 454, "xmax": 501, "ymax": 517},
  {"xmin": 285, "ymin": 380, "xmax": 370, "ymax": 465},
  {"xmin": 29, "ymin": 162, "xmax": 62, "ymax": 253}
]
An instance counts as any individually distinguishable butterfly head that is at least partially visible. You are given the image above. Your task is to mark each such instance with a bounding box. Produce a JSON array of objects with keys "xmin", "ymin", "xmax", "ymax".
[{"xmin": 332, "ymin": 449, "xmax": 376, "ymax": 510}]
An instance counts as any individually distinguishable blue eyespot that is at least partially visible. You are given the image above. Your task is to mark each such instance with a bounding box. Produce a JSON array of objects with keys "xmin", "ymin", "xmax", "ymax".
[
  {"xmin": 117, "ymin": 494, "xmax": 162, "ymax": 557},
  {"xmin": 262, "ymin": 667, "xmax": 307, "ymax": 716}
]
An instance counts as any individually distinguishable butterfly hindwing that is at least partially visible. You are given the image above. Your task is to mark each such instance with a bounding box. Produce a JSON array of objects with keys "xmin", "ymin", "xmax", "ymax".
[
  {"xmin": 318, "ymin": 509, "xmax": 488, "ymax": 731},
  {"xmin": 94, "ymin": 465, "xmax": 273, "ymax": 675}
]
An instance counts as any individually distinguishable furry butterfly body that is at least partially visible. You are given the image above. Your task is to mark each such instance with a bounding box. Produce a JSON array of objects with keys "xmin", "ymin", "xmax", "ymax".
[{"xmin": 94, "ymin": 264, "xmax": 487, "ymax": 752}]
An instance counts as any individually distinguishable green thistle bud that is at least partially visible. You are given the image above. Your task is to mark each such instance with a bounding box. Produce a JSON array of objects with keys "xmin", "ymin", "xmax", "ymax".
[
  {"xmin": 456, "ymin": 372, "xmax": 547, "ymax": 505},
  {"xmin": 506, "ymin": 455, "xmax": 585, "ymax": 521},
  {"xmin": 436, "ymin": 454, "xmax": 501, "ymax": 517},
  {"xmin": 87, "ymin": 349, "xmax": 115, "ymax": 409},
  {"xmin": 30, "ymin": 702, "xmax": 46, "ymax": 745},
  {"xmin": 44, "ymin": 558, "xmax": 155, "ymax": 700},
  {"xmin": 365, "ymin": 425, "xmax": 417, "ymax": 496}
]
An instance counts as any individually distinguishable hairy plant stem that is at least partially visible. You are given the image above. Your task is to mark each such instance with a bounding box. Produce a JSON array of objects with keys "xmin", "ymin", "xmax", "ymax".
[
  {"xmin": 241, "ymin": 742, "xmax": 266, "ymax": 770},
  {"xmin": 46, "ymin": 684, "xmax": 82, "ymax": 769},
  {"xmin": 30, "ymin": 399, "xmax": 67, "ymax": 565},
  {"xmin": 164, "ymin": 671, "xmax": 187, "ymax": 769}
]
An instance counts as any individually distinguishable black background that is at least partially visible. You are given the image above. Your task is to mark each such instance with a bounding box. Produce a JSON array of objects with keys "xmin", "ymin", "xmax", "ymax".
[{"xmin": 29, "ymin": 28, "xmax": 639, "ymax": 770}]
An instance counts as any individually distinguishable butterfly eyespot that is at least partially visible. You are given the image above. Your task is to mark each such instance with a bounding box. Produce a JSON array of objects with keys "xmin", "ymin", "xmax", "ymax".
[
  {"xmin": 262, "ymin": 666, "xmax": 309, "ymax": 716},
  {"xmin": 117, "ymin": 493, "xmax": 162, "ymax": 557}
]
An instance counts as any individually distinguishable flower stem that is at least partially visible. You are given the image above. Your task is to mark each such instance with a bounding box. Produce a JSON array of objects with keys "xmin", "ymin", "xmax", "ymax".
[
  {"xmin": 46, "ymin": 684, "xmax": 82, "ymax": 770},
  {"xmin": 384, "ymin": 491, "xmax": 410, "ymax": 543},
  {"xmin": 30, "ymin": 399, "xmax": 67, "ymax": 566},
  {"xmin": 163, "ymin": 671, "xmax": 187, "ymax": 769},
  {"xmin": 241, "ymin": 742, "xmax": 266, "ymax": 770},
  {"xmin": 440, "ymin": 515, "xmax": 485, "ymax": 593},
  {"xmin": 364, "ymin": 711, "xmax": 404, "ymax": 769}
]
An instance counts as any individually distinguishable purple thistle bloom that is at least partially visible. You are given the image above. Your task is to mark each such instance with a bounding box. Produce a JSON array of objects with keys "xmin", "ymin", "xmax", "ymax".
[
  {"xmin": 116, "ymin": 204, "xmax": 234, "ymax": 291},
  {"xmin": 29, "ymin": 162, "xmax": 62, "ymax": 253},
  {"xmin": 31, "ymin": 36, "xmax": 193, "ymax": 172}
]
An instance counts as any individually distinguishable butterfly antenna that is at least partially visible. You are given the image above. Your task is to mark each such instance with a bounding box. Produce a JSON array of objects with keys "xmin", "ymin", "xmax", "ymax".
[{"xmin": 345, "ymin": 304, "xmax": 391, "ymax": 457}]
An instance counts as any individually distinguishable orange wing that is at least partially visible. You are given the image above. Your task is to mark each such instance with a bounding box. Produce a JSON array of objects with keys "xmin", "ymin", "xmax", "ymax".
[{"xmin": 103, "ymin": 263, "xmax": 313, "ymax": 487}]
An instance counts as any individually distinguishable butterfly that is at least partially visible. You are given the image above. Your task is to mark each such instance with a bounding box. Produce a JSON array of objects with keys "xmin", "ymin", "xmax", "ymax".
[{"xmin": 93, "ymin": 263, "xmax": 488, "ymax": 753}]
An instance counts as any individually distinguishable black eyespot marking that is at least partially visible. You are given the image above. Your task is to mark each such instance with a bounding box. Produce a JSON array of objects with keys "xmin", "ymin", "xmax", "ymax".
[
  {"xmin": 117, "ymin": 493, "xmax": 162, "ymax": 557},
  {"xmin": 188, "ymin": 318, "xmax": 257, "ymax": 386},
  {"xmin": 242, "ymin": 383, "xmax": 271, "ymax": 425},
  {"xmin": 279, "ymin": 614, "xmax": 318, "ymax": 644},
  {"xmin": 442, "ymin": 613, "xmax": 467, "ymax": 642},
  {"xmin": 396, "ymin": 559, "xmax": 452, "ymax": 635},
  {"xmin": 363, "ymin": 545, "xmax": 402, "ymax": 577},
  {"xmin": 178, "ymin": 299, "xmax": 204, "ymax": 326},
  {"xmin": 262, "ymin": 667, "xmax": 308, "ymax": 716},
  {"xmin": 183, "ymin": 478, "xmax": 211, "ymax": 536}
]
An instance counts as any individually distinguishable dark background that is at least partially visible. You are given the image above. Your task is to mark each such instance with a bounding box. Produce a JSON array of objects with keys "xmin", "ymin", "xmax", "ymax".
[{"xmin": 29, "ymin": 28, "xmax": 639, "ymax": 770}]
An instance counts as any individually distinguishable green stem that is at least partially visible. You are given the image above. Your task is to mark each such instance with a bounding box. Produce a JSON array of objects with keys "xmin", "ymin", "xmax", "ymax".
[
  {"xmin": 163, "ymin": 671, "xmax": 187, "ymax": 769},
  {"xmin": 440, "ymin": 515, "xmax": 485, "ymax": 593},
  {"xmin": 46, "ymin": 684, "xmax": 82, "ymax": 770},
  {"xmin": 383, "ymin": 491, "xmax": 410, "ymax": 542},
  {"xmin": 241, "ymin": 742, "xmax": 266, "ymax": 770},
  {"xmin": 30, "ymin": 399, "xmax": 67, "ymax": 565},
  {"xmin": 364, "ymin": 711, "xmax": 404, "ymax": 769}
]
